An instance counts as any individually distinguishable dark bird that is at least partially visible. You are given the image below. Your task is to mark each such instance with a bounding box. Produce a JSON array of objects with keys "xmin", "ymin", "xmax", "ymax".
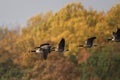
[
  {"xmin": 107, "ymin": 28, "xmax": 120, "ymax": 42},
  {"xmin": 30, "ymin": 43, "xmax": 54, "ymax": 60},
  {"xmin": 54, "ymin": 38, "xmax": 69, "ymax": 52},
  {"xmin": 78, "ymin": 37, "xmax": 97, "ymax": 48}
]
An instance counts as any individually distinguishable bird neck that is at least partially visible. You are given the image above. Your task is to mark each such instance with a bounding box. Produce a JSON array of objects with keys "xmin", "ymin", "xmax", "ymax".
[
  {"xmin": 78, "ymin": 45, "xmax": 84, "ymax": 47},
  {"xmin": 30, "ymin": 50, "xmax": 36, "ymax": 52}
]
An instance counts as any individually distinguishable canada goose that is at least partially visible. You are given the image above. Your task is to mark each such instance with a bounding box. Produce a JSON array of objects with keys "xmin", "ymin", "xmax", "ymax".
[
  {"xmin": 78, "ymin": 37, "xmax": 97, "ymax": 48},
  {"xmin": 107, "ymin": 28, "xmax": 120, "ymax": 42},
  {"xmin": 30, "ymin": 43, "xmax": 54, "ymax": 60},
  {"xmin": 54, "ymin": 38, "xmax": 69, "ymax": 52}
]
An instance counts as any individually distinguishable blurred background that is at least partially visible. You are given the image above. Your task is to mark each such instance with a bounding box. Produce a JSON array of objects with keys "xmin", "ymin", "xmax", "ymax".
[{"xmin": 0, "ymin": 0, "xmax": 120, "ymax": 80}]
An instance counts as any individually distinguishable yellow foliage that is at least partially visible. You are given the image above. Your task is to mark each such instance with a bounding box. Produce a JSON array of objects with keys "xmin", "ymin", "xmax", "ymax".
[{"xmin": 0, "ymin": 2, "xmax": 120, "ymax": 80}]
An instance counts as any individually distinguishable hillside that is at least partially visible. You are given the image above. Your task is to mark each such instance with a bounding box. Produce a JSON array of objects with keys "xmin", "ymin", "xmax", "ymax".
[{"xmin": 0, "ymin": 3, "xmax": 120, "ymax": 80}]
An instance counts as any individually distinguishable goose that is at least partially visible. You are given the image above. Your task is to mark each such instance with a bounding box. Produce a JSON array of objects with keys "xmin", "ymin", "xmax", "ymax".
[
  {"xmin": 30, "ymin": 43, "xmax": 54, "ymax": 60},
  {"xmin": 54, "ymin": 38, "xmax": 69, "ymax": 52},
  {"xmin": 78, "ymin": 37, "xmax": 97, "ymax": 48},
  {"xmin": 107, "ymin": 28, "xmax": 120, "ymax": 42}
]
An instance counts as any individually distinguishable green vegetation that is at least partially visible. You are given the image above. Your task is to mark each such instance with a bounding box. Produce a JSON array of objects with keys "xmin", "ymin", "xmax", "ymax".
[{"xmin": 0, "ymin": 2, "xmax": 120, "ymax": 80}]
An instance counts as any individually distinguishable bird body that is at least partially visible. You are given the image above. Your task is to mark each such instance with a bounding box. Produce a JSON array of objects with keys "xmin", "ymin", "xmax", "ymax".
[
  {"xmin": 78, "ymin": 37, "xmax": 96, "ymax": 48},
  {"xmin": 30, "ymin": 43, "xmax": 53, "ymax": 60},
  {"xmin": 107, "ymin": 28, "xmax": 120, "ymax": 42},
  {"xmin": 53, "ymin": 38, "xmax": 69, "ymax": 52},
  {"xmin": 56, "ymin": 38, "xmax": 65, "ymax": 52}
]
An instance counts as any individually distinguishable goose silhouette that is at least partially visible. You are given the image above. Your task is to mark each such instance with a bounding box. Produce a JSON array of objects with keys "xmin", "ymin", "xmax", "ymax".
[
  {"xmin": 30, "ymin": 43, "xmax": 54, "ymax": 60},
  {"xmin": 107, "ymin": 28, "xmax": 120, "ymax": 42},
  {"xmin": 54, "ymin": 38, "xmax": 69, "ymax": 52},
  {"xmin": 78, "ymin": 37, "xmax": 97, "ymax": 48}
]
